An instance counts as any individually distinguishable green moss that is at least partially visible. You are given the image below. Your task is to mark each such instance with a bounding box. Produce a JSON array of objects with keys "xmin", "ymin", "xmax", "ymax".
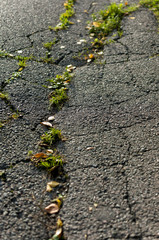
[
  {"xmin": 49, "ymin": 88, "xmax": 68, "ymax": 108},
  {"xmin": 0, "ymin": 92, "xmax": 9, "ymax": 100},
  {"xmin": 52, "ymin": 0, "xmax": 76, "ymax": 31},
  {"xmin": 140, "ymin": 0, "xmax": 159, "ymax": 22},
  {"xmin": 38, "ymin": 155, "xmax": 63, "ymax": 171},
  {"xmin": 43, "ymin": 38, "xmax": 57, "ymax": 50},
  {"xmin": 41, "ymin": 128, "xmax": 62, "ymax": 146},
  {"xmin": 88, "ymin": 3, "xmax": 139, "ymax": 39},
  {"xmin": 18, "ymin": 60, "xmax": 27, "ymax": 68}
]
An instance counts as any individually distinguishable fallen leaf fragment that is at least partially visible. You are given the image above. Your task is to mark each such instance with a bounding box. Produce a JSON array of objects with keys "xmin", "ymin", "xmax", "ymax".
[
  {"xmin": 93, "ymin": 22, "xmax": 101, "ymax": 27},
  {"xmin": 129, "ymin": 17, "xmax": 135, "ymax": 19},
  {"xmin": 45, "ymin": 203, "xmax": 59, "ymax": 214},
  {"xmin": 89, "ymin": 207, "xmax": 93, "ymax": 211},
  {"xmin": 51, "ymin": 228, "xmax": 63, "ymax": 240},
  {"xmin": 88, "ymin": 54, "xmax": 94, "ymax": 59},
  {"xmin": 18, "ymin": 67, "xmax": 23, "ymax": 72},
  {"xmin": 46, "ymin": 181, "xmax": 60, "ymax": 192},
  {"xmin": 84, "ymin": 10, "xmax": 88, "ymax": 13},
  {"xmin": 53, "ymin": 198, "xmax": 62, "ymax": 208},
  {"xmin": 48, "ymin": 116, "xmax": 55, "ymax": 121},
  {"xmin": 86, "ymin": 147, "xmax": 95, "ymax": 150},
  {"xmin": 94, "ymin": 203, "xmax": 98, "ymax": 208},
  {"xmin": 46, "ymin": 149, "xmax": 54, "ymax": 154},
  {"xmin": 57, "ymin": 218, "xmax": 63, "ymax": 228},
  {"xmin": 41, "ymin": 121, "xmax": 53, "ymax": 127},
  {"xmin": 33, "ymin": 152, "xmax": 47, "ymax": 159},
  {"xmin": 46, "ymin": 184, "xmax": 53, "ymax": 192}
]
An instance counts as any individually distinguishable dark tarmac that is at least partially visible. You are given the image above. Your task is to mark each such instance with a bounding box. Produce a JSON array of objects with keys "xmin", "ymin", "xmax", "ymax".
[{"xmin": 0, "ymin": 0, "xmax": 159, "ymax": 239}]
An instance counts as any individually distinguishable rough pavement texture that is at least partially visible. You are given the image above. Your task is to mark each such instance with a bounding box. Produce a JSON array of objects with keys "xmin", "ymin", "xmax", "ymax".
[{"xmin": 0, "ymin": 0, "xmax": 159, "ymax": 240}]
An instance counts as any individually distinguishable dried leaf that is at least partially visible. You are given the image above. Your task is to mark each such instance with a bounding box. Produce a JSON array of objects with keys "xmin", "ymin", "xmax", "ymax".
[
  {"xmin": 88, "ymin": 54, "xmax": 94, "ymax": 59},
  {"xmin": 57, "ymin": 218, "xmax": 63, "ymax": 228},
  {"xmin": 18, "ymin": 67, "xmax": 23, "ymax": 72},
  {"xmin": 46, "ymin": 149, "xmax": 54, "ymax": 154},
  {"xmin": 86, "ymin": 147, "xmax": 95, "ymax": 150},
  {"xmin": 129, "ymin": 17, "xmax": 135, "ymax": 19},
  {"xmin": 41, "ymin": 121, "xmax": 53, "ymax": 127},
  {"xmin": 93, "ymin": 22, "xmax": 101, "ymax": 27},
  {"xmin": 84, "ymin": 10, "xmax": 88, "ymax": 13},
  {"xmin": 46, "ymin": 181, "xmax": 60, "ymax": 191},
  {"xmin": 45, "ymin": 203, "xmax": 59, "ymax": 214},
  {"xmin": 48, "ymin": 116, "xmax": 55, "ymax": 121},
  {"xmin": 46, "ymin": 185, "xmax": 53, "ymax": 192},
  {"xmin": 33, "ymin": 152, "xmax": 47, "ymax": 159},
  {"xmin": 94, "ymin": 203, "xmax": 98, "ymax": 207},
  {"xmin": 53, "ymin": 198, "xmax": 62, "ymax": 208},
  {"xmin": 52, "ymin": 228, "xmax": 63, "ymax": 239}
]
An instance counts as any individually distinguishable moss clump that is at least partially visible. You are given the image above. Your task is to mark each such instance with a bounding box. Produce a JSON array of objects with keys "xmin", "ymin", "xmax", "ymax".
[
  {"xmin": 140, "ymin": 0, "xmax": 159, "ymax": 22},
  {"xmin": 38, "ymin": 155, "xmax": 63, "ymax": 171},
  {"xmin": 41, "ymin": 128, "xmax": 62, "ymax": 146},
  {"xmin": 0, "ymin": 92, "xmax": 9, "ymax": 100},
  {"xmin": 87, "ymin": 3, "xmax": 139, "ymax": 39},
  {"xmin": 52, "ymin": 0, "xmax": 76, "ymax": 31},
  {"xmin": 43, "ymin": 38, "xmax": 57, "ymax": 51},
  {"xmin": 30, "ymin": 151, "xmax": 63, "ymax": 172},
  {"xmin": 49, "ymin": 88, "xmax": 68, "ymax": 108}
]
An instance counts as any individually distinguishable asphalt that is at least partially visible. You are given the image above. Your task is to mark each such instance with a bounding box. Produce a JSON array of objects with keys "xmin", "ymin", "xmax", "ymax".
[{"xmin": 0, "ymin": 0, "xmax": 159, "ymax": 240}]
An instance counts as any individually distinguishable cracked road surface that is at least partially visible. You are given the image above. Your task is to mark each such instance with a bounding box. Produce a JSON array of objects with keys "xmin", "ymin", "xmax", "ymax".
[{"xmin": 0, "ymin": 0, "xmax": 159, "ymax": 239}]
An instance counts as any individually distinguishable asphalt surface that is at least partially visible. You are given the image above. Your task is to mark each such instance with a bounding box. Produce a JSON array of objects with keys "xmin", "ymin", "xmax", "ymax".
[{"xmin": 0, "ymin": 0, "xmax": 159, "ymax": 239}]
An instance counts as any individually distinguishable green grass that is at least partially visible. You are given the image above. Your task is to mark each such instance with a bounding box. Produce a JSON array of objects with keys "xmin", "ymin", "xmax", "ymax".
[{"xmin": 41, "ymin": 128, "xmax": 62, "ymax": 146}]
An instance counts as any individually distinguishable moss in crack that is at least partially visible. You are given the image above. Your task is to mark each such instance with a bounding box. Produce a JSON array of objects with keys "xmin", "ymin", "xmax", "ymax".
[
  {"xmin": 31, "ymin": 151, "xmax": 64, "ymax": 172},
  {"xmin": 84, "ymin": 2, "xmax": 139, "ymax": 61},
  {"xmin": 0, "ymin": 92, "xmax": 9, "ymax": 100},
  {"xmin": 87, "ymin": 3, "xmax": 139, "ymax": 38},
  {"xmin": 41, "ymin": 128, "xmax": 62, "ymax": 146},
  {"xmin": 140, "ymin": 0, "xmax": 159, "ymax": 23},
  {"xmin": 49, "ymin": 88, "xmax": 68, "ymax": 109},
  {"xmin": 43, "ymin": 38, "xmax": 58, "ymax": 51},
  {"xmin": 46, "ymin": 69, "xmax": 73, "ymax": 109},
  {"xmin": 49, "ymin": 0, "xmax": 76, "ymax": 31}
]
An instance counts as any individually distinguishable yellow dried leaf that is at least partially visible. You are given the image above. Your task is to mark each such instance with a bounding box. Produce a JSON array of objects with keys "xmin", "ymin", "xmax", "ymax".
[
  {"xmin": 64, "ymin": 2, "xmax": 68, "ymax": 7},
  {"xmin": 57, "ymin": 218, "xmax": 63, "ymax": 228},
  {"xmin": 18, "ymin": 67, "xmax": 23, "ymax": 72},
  {"xmin": 45, "ymin": 203, "xmax": 59, "ymax": 214},
  {"xmin": 93, "ymin": 22, "xmax": 101, "ymax": 27},
  {"xmin": 88, "ymin": 54, "xmax": 94, "ymax": 59},
  {"xmin": 53, "ymin": 198, "xmax": 62, "ymax": 208},
  {"xmin": 129, "ymin": 17, "xmax": 135, "ymax": 19}
]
